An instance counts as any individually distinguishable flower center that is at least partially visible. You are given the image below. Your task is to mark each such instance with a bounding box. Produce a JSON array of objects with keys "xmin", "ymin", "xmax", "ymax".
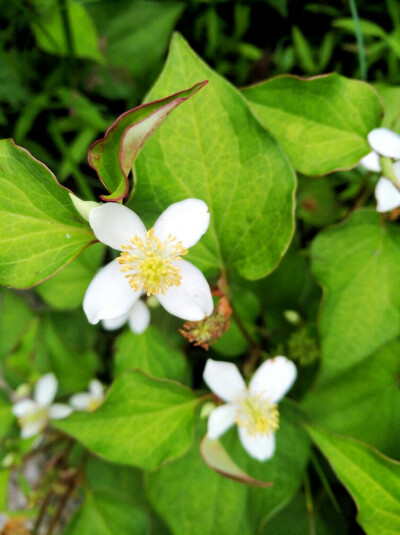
[
  {"xmin": 87, "ymin": 397, "xmax": 103, "ymax": 412},
  {"xmin": 19, "ymin": 406, "xmax": 48, "ymax": 429},
  {"xmin": 118, "ymin": 228, "xmax": 188, "ymax": 296},
  {"xmin": 236, "ymin": 393, "xmax": 279, "ymax": 436}
]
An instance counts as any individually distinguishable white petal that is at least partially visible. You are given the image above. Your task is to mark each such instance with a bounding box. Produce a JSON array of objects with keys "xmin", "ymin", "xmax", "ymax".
[
  {"xmin": 12, "ymin": 399, "xmax": 37, "ymax": 417},
  {"xmin": 49, "ymin": 404, "xmax": 73, "ymax": 420},
  {"xmin": 238, "ymin": 427, "xmax": 276, "ymax": 461},
  {"xmin": 89, "ymin": 379, "xmax": 104, "ymax": 398},
  {"xmin": 101, "ymin": 311, "xmax": 130, "ymax": 331},
  {"xmin": 157, "ymin": 260, "xmax": 213, "ymax": 321},
  {"xmin": 249, "ymin": 357, "xmax": 297, "ymax": 403},
  {"xmin": 35, "ymin": 373, "xmax": 58, "ymax": 406},
  {"xmin": 128, "ymin": 300, "xmax": 151, "ymax": 334},
  {"xmin": 375, "ymin": 177, "xmax": 400, "ymax": 212},
  {"xmin": 21, "ymin": 419, "xmax": 46, "ymax": 439},
  {"xmin": 359, "ymin": 151, "xmax": 381, "ymax": 172},
  {"xmin": 70, "ymin": 393, "xmax": 92, "ymax": 410},
  {"xmin": 203, "ymin": 359, "xmax": 246, "ymax": 402},
  {"xmin": 207, "ymin": 403, "xmax": 237, "ymax": 439},
  {"xmin": 89, "ymin": 203, "xmax": 147, "ymax": 251},
  {"xmin": 153, "ymin": 199, "xmax": 210, "ymax": 249},
  {"xmin": 83, "ymin": 259, "xmax": 140, "ymax": 324},
  {"xmin": 368, "ymin": 128, "xmax": 400, "ymax": 159}
]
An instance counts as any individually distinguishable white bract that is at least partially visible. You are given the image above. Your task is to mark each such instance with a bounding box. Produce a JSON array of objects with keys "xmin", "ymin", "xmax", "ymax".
[
  {"xmin": 70, "ymin": 379, "xmax": 105, "ymax": 412},
  {"xmin": 101, "ymin": 299, "xmax": 150, "ymax": 334},
  {"xmin": 203, "ymin": 357, "xmax": 297, "ymax": 461},
  {"xmin": 83, "ymin": 199, "xmax": 214, "ymax": 324},
  {"xmin": 360, "ymin": 127, "xmax": 400, "ymax": 212},
  {"xmin": 12, "ymin": 373, "xmax": 72, "ymax": 439}
]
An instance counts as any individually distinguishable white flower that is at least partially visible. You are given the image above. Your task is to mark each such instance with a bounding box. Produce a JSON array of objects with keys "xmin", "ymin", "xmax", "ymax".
[
  {"xmin": 203, "ymin": 357, "xmax": 297, "ymax": 462},
  {"xmin": 70, "ymin": 379, "xmax": 105, "ymax": 412},
  {"xmin": 12, "ymin": 373, "xmax": 73, "ymax": 439},
  {"xmin": 83, "ymin": 199, "xmax": 214, "ymax": 324},
  {"xmin": 360, "ymin": 128, "xmax": 400, "ymax": 212},
  {"xmin": 101, "ymin": 299, "xmax": 150, "ymax": 334}
]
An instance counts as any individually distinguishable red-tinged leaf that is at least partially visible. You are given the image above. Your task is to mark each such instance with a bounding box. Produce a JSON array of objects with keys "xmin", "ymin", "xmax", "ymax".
[
  {"xmin": 88, "ymin": 81, "xmax": 208, "ymax": 201},
  {"xmin": 200, "ymin": 435, "xmax": 273, "ymax": 488}
]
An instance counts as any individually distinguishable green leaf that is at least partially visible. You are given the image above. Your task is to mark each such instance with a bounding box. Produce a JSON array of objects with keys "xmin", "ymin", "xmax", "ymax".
[
  {"xmin": 307, "ymin": 426, "xmax": 400, "ymax": 535},
  {"xmin": 113, "ymin": 326, "xmax": 189, "ymax": 383},
  {"xmin": 333, "ymin": 18, "xmax": 387, "ymax": 38},
  {"xmin": 0, "ymin": 392, "xmax": 13, "ymax": 440},
  {"xmin": 87, "ymin": 0, "xmax": 183, "ymax": 79},
  {"xmin": 311, "ymin": 209, "xmax": 400, "ymax": 382},
  {"xmin": 0, "ymin": 290, "xmax": 33, "ymax": 360},
  {"xmin": 242, "ymin": 73, "xmax": 383, "ymax": 176},
  {"xmin": 0, "ymin": 140, "xmax": 95, "ymax": 289},
  {"xmin": 55, "ymin": 371, "xmax": 201, "ymax": 470},
  {"xmin": 89, "ymin": 82, "xmax": 207, "ymax": 201},
  {"xmin": 132, "ymin": 33, "xmax": 296, "ymax": 280},
  {"xmin": 374, "ymin": 83, "xmax": 400, "ymax": 133},
  {"xmin": 64, "ymin": 489, "xmax": 149, "ymax": 535},
  {"xmin": 292, "ymin": 26, "xmax": 317, "ymax": 74},
  {"xmin": 32, "ymin": 0, "xmax": 104, "ymax": 63},
  {"xmin": 303, "ymin": 339, "xmax": 400, "ymax": 458},
  {"xmin": 36, "ymin": 243, "xmax": 105, "ymax": 310},
  {"xmin": 146, "ymin": 403, "xmax": 309, "ymax": 535}
]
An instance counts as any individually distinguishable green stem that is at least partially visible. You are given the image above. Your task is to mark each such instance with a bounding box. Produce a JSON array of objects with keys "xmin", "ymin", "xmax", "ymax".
[
  {"xmin": 57, "ymin": 0, "xmax": 75, "ymax": 72},
  {"xmin": 349, "ymin": 0, "xmax": 367, "ymax": 80},
  {"xmin": 310, "ymin": 450, "xmax": 342, "ymax": 514},
  {"xmin": 49, "ymin": 120, "xmax": 95, "ymax": 200},
  {"xmin": 303, "ymin": 471, "xmax": 316, "ymax": 535}
]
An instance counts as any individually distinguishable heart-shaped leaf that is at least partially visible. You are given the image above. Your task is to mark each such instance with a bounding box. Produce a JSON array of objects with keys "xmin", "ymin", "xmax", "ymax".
[
  {"xmin": 242, "ymin": 74, "xmax": 383, "ymax": 176},
  {"xmin": 132, "ymin": 33, "xmax": 296, "ymax": 280}
]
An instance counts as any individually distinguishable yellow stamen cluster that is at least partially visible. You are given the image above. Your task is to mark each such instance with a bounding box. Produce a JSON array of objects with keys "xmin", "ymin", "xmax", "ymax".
[
  {"xmin": 118, "ymin": 228, "xmax": 188, "ymax": 296},
  {"xmin": 236, "ymin": 393, "xmax": 279, "ymax": 436},
  {"xmin": 19, "ymin": 406, "xmax": 48, "ymax": 429}
]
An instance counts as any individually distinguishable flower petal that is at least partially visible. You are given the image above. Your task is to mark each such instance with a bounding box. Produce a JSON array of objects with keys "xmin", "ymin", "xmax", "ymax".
[
  {"xmin": 393, "ymin": 161, "xmax": 400, "ymax": 184},
  {"xmin": 368, "ymin": 128, "xmax": 400, "ymax": 159},
  {"xmin": 21, "ymin": 419, "xmax": 46, "ymax": 439},
  {"xmin": 359, "ymin": 151, "xmax": 381, "ymax": 172},
  {"xmin": 89, "ymin": 203, "xmax": 147, "ymax": 251},
  {"xmin": 49, "ymin": 404, "xmax": 73, "ymax": 420},
  {"xmin": 128, "ymin": 300, "xmax": 151, "ymax": 334},
  {"xmin": 70, "ymin": 393, "xmax": 92, "ymax": 411},
  {"xmin": 249, "ymin": 357, "xmax": 297, "ymax": 403},
  {"xmin": 238, "ymin": 427, "xmax": 276, "ymax": 461},
  {"xmin": 89, "ymin": 379, "xmax": 104, "ymax": 398},
  {"xmin": 101, "ymin": 311, "xmax": 130, "ymax": 331},
  {"xmin": 35, "ymin": 373, "xmax": 58, "ymax": 406},
  {"xmin": 154, "ymin": 199, "xmax": 210, "ymax": 249},
  {"xmin": 157, "ymin": 259, "xmax": 213, "ymax": 321},
  {"xmin": 207, "ymin": 403, "xmax": 237, "ymax": 439},
  {"xmin": 203, "ymin": 359, "xmax": 246, "ymax": 402},
  {"xmin": 12, "ymin": 399, "xmax": 37, "ymax": 417},
  {"xmin": 83, "ymin": 259, "xmax": 140, "ymax": 324},
  {"xmin": 375, "ymin": 177, "xmax": 400, "ymax": 212}
]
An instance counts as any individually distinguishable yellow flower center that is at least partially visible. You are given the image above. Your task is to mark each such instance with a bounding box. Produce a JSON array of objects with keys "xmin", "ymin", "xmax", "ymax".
[
  {"xmin": 19, "ymin": 406, "xmax": 48, "ymax": 429},
  {"xmin": 87, "ymin": 397, "xmax": 103, "ymax": 412},
  {"xmin": 118, "ymin": 228, "xmax": 188, "ymax": 296},
  {"xmin": 236, "ymin": 393, "xmax": 279, "ymax": 436}
]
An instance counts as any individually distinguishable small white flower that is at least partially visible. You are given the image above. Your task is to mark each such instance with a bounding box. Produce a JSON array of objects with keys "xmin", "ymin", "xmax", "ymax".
[
  {"xmin": 101, "ymin": 299, "xmax": 150, "ymax": 334},
  {"xmin": 360, "ymin": 128, "xmax": 400, "ymax": 212},
  {"xmin": 70, "ymin": 379, "xmax": 105, "ymax": 412},
  {"xmin": 203, "ymin": 357, "xmax": 297, "ymax": 462},
  {"xmin": 12, "ymin": 373, "xmax": 73, "ymax": 439},
  {"xmin": 83, "ymin": 199, "xmax": 213, "ymax": 324}
]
